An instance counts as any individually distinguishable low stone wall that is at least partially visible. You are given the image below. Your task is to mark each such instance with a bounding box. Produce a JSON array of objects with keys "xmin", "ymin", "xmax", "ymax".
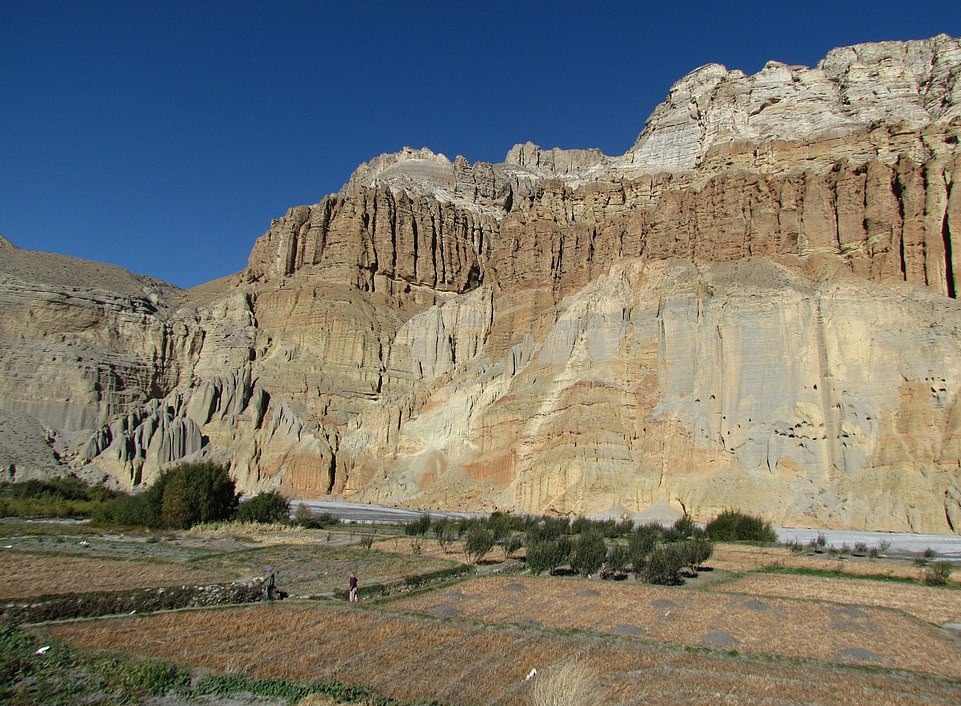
[{"xmin": 1, "ymin": 579, "xmax": 269, "ymax": 624}]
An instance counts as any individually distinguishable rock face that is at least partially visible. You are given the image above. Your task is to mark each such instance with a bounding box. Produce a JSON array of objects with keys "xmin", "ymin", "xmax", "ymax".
[{"xmin": 2, "ymin": 35, "xmax": 961, "ymax": 532}]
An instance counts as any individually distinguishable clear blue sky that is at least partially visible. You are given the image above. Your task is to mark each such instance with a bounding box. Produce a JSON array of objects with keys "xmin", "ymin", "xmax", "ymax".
[{"xmin": 2, "ymin": 1, "xmax": 959, "ymax": 288}]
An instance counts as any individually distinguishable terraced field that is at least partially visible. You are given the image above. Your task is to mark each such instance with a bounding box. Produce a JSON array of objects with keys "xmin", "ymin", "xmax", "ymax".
[{"xmin": 5, "ymin": 523, "xmax": 960, "ymax": 706}]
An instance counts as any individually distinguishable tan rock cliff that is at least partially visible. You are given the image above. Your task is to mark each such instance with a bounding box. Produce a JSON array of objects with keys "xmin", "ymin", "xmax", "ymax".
[{"xmin": 2, "ymin": 35, "xmax": 961, "ymax": 532}]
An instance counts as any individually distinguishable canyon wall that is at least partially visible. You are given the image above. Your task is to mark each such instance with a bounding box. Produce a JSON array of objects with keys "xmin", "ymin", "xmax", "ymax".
[{"xmin": 2, "ymin": 35, "xmax": 961, "ymax": 532}]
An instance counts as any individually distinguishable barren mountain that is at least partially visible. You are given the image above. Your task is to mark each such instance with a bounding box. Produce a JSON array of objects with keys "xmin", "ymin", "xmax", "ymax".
[{"xmin": 3, "ymin": 35, "xmax": 961, "ymax": 532}]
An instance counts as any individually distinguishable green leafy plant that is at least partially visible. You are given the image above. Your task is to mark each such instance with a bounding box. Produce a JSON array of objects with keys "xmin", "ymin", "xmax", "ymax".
[
  {"xmin": 705, "ymin": 509, "xmax": 776, "ymax": 543},
  {"xmin": 405, "ymin": 512, "xmax": 432, "ymax": 536},
  {"xmin": 464, "ymin": 525, "xmax": 494, "ymax": 564},
  {"xmin": 93, "ymin": 462, "xmax": 237, "ymax": 529},
  {"xmin": 570, "ymin": 531, "xmax": 607, "ymax": 576},
  {"xmin": 236, "ymin": 491, "xmax": 290, "ymax": 524},
  {"xmin": 644, "ymin": 544, "xmax": 686, "ymax": 585}
]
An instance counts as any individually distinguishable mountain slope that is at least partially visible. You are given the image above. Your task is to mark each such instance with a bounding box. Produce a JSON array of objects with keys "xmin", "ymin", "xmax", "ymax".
[{"xmin": 2, "ymin": 35, "xmax": 961, "ymax": 532}]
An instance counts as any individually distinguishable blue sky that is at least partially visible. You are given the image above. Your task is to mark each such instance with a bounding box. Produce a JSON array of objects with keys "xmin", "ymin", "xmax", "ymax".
[{"xmin": 2, "ymin": 2, "xmax": 959, "ymax": 288}]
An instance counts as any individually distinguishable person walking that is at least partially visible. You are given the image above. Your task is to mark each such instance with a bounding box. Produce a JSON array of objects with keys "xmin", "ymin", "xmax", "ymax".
[
  {"xmin": 264, "ymin": 568, "xmax": 276, "ymax": 601},
  {"xmin": 348, "ymin": 572, "xmax": 358, "ymax": 602}
]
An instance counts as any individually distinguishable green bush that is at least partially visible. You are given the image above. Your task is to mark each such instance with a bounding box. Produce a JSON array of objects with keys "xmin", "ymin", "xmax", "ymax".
[
  {"xmin": 93, "ymin": 462, "xmax": 237, "ymax": 529},
  {"xmin": 663, "ymin": 513, "xmax": 697, "ymax": 542},
  {"xmin": 92, "ymin": 492, "xmax": 156, "ymax": 526},
  {"xmin": 604, "ymin": 543, "xmax": 630, "ymax": 573},
  {"xmin": 293, "ymin": 504, "xmax": 336, "ymax": 528},
  {"xmin": 644, "ymin": 544, "xmax": 686, "ymax": 585},
  {"xmin": 680, "ymin": 537, "xmax": 714, "ymax": 573},
  {"xmin": 705, "ymin": 509, "xmax": 776, "ymax": 543},
  {"xmin": 570, "ymin": 531, "xmax": 607, "ymax": 576},
  {"xmin": 0, "ymin": 476, "xmax": 121, "ymax": 518},
  {"xmin": 526, "ymin": 538, "xmax": 569, "ymax": 575},
  {"xmin": 236, "ymin": 491, "xmax": 290, "ymax": 524},
  {"xmin": 405, "ymin": 512, "xmax": 432, "ymax": 536},
  {"xmin": 627, "ymin": 525, "xmax": 660, "ymax": 575},
  {"xmin": 464, "ymin": 525, "xmax": 494, "ymax": 564}
]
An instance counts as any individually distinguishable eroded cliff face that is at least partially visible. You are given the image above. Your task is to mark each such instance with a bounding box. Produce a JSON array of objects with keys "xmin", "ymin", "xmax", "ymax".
[{"xmin": 3, "ymin": 35, "xmax": 961, "ymax": 532}]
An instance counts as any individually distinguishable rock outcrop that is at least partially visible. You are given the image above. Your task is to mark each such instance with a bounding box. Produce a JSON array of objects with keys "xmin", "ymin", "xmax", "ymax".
[{"xmin": 2, "ymin": 35, "xmax": 961, "ymax": 532}]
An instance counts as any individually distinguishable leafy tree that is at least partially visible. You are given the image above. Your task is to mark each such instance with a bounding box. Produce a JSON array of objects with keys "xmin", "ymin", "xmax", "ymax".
[
  {"xmin": 95, "ymin": 462, "xmax": 237, "ymax": 530},
  {"xmin": 431, "ymin": 518, "xmax": 459, "ymax": 553},
  {"xmin": 158, "ymin": 463, "xmax": 238, "ymax": 529},
  {"xmin": 539, "ymin": 515, "xmax": 571, "ymax": 540},
  {"xmin": 236, "ymin": 491, "xmax": 290, "ymax": 524},
  {"xmin": 486, "ymin": 511, "xmax": 512, "ymax": 544},
  {"xmin": 499, "ymin": 532, "xmax": 523, "ymax": 560},
  {"xmin": 570, "ymin": 531, "xmax": 607, "ymax": 576},
  {"xmin": 705, "ymin": 509, "xmax": 776, "ymax": 543},
  {"xmin": 464, "ymin": 525, "xmax": 494, "ymax": 564}
]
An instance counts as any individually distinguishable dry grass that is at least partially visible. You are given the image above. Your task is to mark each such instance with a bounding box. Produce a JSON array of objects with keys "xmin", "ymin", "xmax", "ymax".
[
  {"xmin": 0, "ymin": 553, "xmax": 224, "ymax": 599},
  {"xmin": 711, "ymin": 573, "xmax": 961, "ymax": 624},
  {"xmin": 710, "ymin": 544, "xmax": 955, "ymax": 582},
  {"xmin": 45, "ymin": 602, "xmax": 961, "ymax": 706},
  {"xmin": 529, "ymin": 658, "xmax": 596, "ymax": 706},
  {"xmin": 394, "ymin": 576, "xmax": 961, "ymax": 678},
  {"xmin": 0, "ymin": 536, "xmax": 461, "ymax": 601}
]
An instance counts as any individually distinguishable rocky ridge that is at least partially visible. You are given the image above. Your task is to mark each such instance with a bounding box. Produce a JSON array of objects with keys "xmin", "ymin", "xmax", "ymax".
[{"xmin": 2, "ymin": 35, "xmax": 961, "ymax": 532}]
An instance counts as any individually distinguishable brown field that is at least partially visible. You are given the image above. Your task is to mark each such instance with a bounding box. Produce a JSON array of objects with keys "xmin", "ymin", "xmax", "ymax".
[
  {"xmin": 711, "ymin": 573, "xmax": 961, "ymax": 624},
  {"xmin": 394, "ymin": 575, "xmax": 961, "ymax": 678},
  {"xmin": 0, "ymin": 554, "xmax": 224, "ymax": 598},
  {"xmin": 709, "ymin": 543, "xmax": 953, "ymax": 582},
  {"xmin": 0, "ymin": 534, "xmax": 460, "ymax": 600},
  {"xmin": 12, "ymin": 524, "xmax": 961, "ymax": 706},
  {"xmin": 45, "ymin": 602, "xmax": 961, "ymax": 706}
]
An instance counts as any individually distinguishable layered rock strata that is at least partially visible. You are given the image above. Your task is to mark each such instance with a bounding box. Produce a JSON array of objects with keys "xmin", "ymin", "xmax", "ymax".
[{"xmin": 2, "ymin": 35, "xmax": 961, "ymax": 532}]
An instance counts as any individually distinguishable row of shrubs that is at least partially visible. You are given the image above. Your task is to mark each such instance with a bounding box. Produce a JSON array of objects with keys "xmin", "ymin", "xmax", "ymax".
[
  {"xmin": 92, "ymin": 462, "xmax": 290, "ymax": 529},
  {"xmin": 402, "ymin": 509, "xmax": 776, "ymax": 584},
  {"xmin": 0, "ymin": 476, "xmax": 122, "ymax": 518}
]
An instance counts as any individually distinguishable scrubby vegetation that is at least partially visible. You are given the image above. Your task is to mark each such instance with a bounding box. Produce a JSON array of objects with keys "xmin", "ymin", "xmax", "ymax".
[
  {"xmin": 93, "ymin": 462, "xmax": 237, "ymax": 529},
  {"xmin": 0, "ymin": 621, "xmax": 410, "ymax": 706},
  {"xmin": 705, "ymin": 509, "xmax": 777, "ymax": 543},
  {"xmin": 236, "ymin": 490, "xmax": 290, "ymax": 524},
  {"xmin": 0, "ymin": 476, "xmax": 120, "ymax": 518}
]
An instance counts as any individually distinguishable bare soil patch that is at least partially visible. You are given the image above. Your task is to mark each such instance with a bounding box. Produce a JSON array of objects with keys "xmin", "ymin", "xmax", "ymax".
[
  {"xmin": 45, "ymin": 602, "xmax": 961, "ymax": 706},
  {"xmin": 394, "ymin": 576, "xmax": 961, "ymax": 678}
]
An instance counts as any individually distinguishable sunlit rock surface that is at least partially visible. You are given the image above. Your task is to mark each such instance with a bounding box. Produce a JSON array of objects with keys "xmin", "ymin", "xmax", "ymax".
[{"xmin": 2, "ymin": 35, "xmax": 961, "ymax": 532}]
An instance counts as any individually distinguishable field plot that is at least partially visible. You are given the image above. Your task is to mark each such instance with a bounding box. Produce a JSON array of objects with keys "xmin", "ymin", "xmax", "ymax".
[
  {"xmin": 0, "ymin": 529, "xmax": 462, "ymax": 601},
  {"xmin": 712, "ymin": 573, "xmax": 961, "ymax": 624},
  {"xmin": 189, "ymin": 542, "xmax": 463, "ymax": 597},
  {"xmin": 709, "ymin": 544, "xmax": 941, "ymax": 581},
  {"xmin": 0, "ymin": 553, "xmax": 225, "ymax": 598},
  {"xmin": 45, "ymin": 602, "xmax": 961, "ymax": 706},
  {"xmin": 394, "ymin": 576, "xmax": 961, "ymax": 678}
]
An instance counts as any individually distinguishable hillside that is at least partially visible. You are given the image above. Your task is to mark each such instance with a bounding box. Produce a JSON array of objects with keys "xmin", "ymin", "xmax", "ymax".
[{"xmin": 2, "ymin": 35, "xmax": 961, "ymax": 532}]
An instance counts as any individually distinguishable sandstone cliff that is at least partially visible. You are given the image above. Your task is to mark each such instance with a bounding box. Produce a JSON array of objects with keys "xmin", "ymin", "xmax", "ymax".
[{"xmin": 3, "ymin": 35, "xmax": 961, "ymax": 533}]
